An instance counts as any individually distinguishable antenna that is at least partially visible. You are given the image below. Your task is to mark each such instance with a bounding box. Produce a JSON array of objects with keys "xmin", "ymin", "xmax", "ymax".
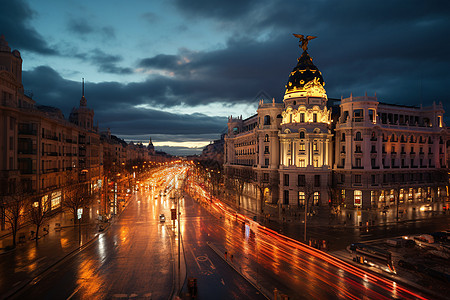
[{"xmin": 82, "ymin": 78, "xmax": 85, "ymax": 96}]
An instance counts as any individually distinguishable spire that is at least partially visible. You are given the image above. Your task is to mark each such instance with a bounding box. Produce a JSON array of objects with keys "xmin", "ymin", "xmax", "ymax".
[{"xmin": 80, "ymin": 78, "xmax": 87, "ymax": 107}]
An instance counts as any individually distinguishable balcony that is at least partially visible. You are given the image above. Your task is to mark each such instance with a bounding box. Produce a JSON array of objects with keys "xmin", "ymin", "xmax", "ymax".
[
  {"xmin": 18, "ymin": 149, "xmax": 37, "ymax": 155},
  {"xmin": 18, "ymin": 129, "xmax": 37, "ymax": 136}
]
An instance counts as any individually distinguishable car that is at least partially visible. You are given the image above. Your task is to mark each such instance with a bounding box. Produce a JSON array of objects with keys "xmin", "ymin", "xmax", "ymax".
[{"xmin": 159, "ymin": 214, "xmax": 165, "ymax": 222}]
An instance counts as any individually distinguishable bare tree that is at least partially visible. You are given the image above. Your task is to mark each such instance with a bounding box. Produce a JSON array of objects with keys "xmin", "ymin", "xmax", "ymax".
[
  {"xmin": 63, "ymin": 182, "xmax": 91, "ymax": 225},
  {"xmin": 3, "ymin": 182, "xmax": 29, "ymax": 247},
  {"xmin": 227, "ymin": 168, "xmax": 252, "ymax": 206},
  {"xmin": 301, "ymin": 179, "xmax": 316, "ymax": 242},
  {"xmin": 254, "ymin": 172, "xmax": 270, "ymax": 213},
  {"xmin": 28, "ymin": 194, "xmax": 51, "ymax": 243}
]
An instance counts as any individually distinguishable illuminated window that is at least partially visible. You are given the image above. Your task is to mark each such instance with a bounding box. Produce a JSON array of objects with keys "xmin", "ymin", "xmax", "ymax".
[
  {"xmin": 313, "ymin": 142, "xmax": 318, "ymax": 151},
  {"xmin": 354, "ymin": 190, "xmax": 362, "ymax": 206},
  {"xmin": 299, "ymin": 143, "xmax": 305, "ymax": 151},
  {"xmin": 313, "ymin": 192, "xmax": 320, "ymax": 205},
  {"xmin": 313, "ymin": 113, "xmax": 317, "ymax": 122},
  {"xmin": 298, "ymin": 191, "xmax": 305, "ymax": 206},
  {"xmin": 299, "ymin": 159, "xmax": 305, "ymax": 167},
  {"xmin": 300, "ymin": 113, "xmax": 305, "ymax": 123}
]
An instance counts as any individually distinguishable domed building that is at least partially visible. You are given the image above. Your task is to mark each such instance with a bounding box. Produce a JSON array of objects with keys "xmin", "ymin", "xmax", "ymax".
[
  {"xmin": 224, "ymin": 35, "xmax": 333, "ymax": 212},
  {"xmin": 224, "ymin": 34, "xmax": 448, "ymax": 216}
]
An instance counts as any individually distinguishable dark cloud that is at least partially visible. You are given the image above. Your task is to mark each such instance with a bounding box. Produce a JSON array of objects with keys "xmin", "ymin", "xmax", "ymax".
[
  {"xmin": 0, "ymin": 0, "xmax": 57, "ymax": 55},
  {"xmin": 74, "ymin": 49, "xmax": 133, "ymax": 74},
  {"xmin": 67, "ymin": 17, "xmax": 116, "ymax": 41},
  {"xmin": 22, "ymin": 66, "xmax": 227, "ymax": 141},
  {"xmin": 173, "ymin": 0, "xmax": 258, "ymax": 19},
  {"xmin": 67, "ymin": 19, "xmax": 94, "ymax": 35}
]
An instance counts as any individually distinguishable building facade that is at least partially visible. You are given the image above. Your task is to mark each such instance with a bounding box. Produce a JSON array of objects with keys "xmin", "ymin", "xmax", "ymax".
[
  {"xmin": 334, "ymin": 95, "xmax": 448, "ymax": 209},
  {"xmin": 224, "ymin": 36, "xmax": 449, "ymax": 212}
]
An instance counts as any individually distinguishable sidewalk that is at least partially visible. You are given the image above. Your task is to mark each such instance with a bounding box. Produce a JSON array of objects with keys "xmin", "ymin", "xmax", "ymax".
[{"xmin": 0, "ymin": 194, "xmax": 133, "ymax": 299}]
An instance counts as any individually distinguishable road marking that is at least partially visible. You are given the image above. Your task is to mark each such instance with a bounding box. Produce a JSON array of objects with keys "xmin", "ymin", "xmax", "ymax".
[
  {"xmin": 66, "ymin": 286, "xmax": 82, "ymax": 300},
  {"xmin": 12, "ymin": 281, "xmax": 21, "ymax": 287}
]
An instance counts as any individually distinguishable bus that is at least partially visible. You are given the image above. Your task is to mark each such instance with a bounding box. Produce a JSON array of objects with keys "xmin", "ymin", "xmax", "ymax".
[{"xmin": 349, "ymin": 243, "xmax": 396, "ymax": 274}]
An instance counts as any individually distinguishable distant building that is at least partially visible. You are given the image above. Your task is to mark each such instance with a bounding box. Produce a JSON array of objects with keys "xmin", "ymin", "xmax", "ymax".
[{"xmin": 224, "ymin": 36, "xmax": 449, "ymax": 212}]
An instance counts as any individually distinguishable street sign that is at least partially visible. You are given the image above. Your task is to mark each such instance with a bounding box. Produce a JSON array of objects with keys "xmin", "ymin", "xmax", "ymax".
[
  {"xmin": 77, "ymin": 208, "xmax": 83, "ymax": 219},
  {"xmin": 171, "ymin": 208, "xmax": 177, "ymax": 220}
]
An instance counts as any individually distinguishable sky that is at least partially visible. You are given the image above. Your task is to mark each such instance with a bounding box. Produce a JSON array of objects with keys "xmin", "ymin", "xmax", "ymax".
[{"xmin": 1, "ymin": 0, "xmax": 450, "ymax": 155}]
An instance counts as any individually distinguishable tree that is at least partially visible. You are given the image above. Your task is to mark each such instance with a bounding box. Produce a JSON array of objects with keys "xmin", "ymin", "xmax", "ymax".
[
  {"xmin": 301, "ymin": 179, "xmax": 316, "ymax": 242},
  {"xmin": 3, "ymin": 182, "xmax": 29, "ymax": 247},
  {"xmin": 63, "ymin": 182, "xmax": 92, "ymax": 225},
  {"xmin": 28, "ymin": 194, "xmax": 51, "ymax": 243},
  {"xmin": 254, "ymin": 172, "xmax": 270, "ymax": 213},
  {"xmin": 227, "ymin": 167, "xmax": 252, "ymax": 206}
]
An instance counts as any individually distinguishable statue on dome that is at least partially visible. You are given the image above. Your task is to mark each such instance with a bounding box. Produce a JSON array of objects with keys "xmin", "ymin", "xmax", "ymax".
[{"xmin": 293, "ymin": 34, "xmax": 317, "ymax": 51}]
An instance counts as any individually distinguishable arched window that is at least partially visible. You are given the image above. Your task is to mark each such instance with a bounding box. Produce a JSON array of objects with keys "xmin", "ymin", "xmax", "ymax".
[
  {"xmin": 371, "ymin": 131, "xmax": 376, "ymax": 141},
  {"xmin": 299, "ymin": 131, "xmax": 305, "ymax": 139},
  {"xmin": 264, "ymin": 115, "xmax": 271, "ymax": 125},
  {"xmin": 355, "ymin": 131, "xmax": 362, "ymax": 141},
  {"xmin": 264, "ymin": 134, "xmax": 269, "ymax": 142},
  {"xmin": 314, "ymin": 128, "xmax": 321, "ymax": 134}
]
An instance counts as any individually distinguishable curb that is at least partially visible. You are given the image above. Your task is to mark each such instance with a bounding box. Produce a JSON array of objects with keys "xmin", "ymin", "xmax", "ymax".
[{"xmin": 207, "ymin": 242, "xmax": 271, "ymax": 300}]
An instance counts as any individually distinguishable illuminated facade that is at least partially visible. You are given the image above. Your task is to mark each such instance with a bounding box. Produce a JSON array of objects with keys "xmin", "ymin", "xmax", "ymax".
[
  {"xmin": 334, "ymin": 95, "xmax": 448, "ymax": 209},
  {"xmin": 225, "ymin": 36, "xmax": 449, "ymax": 212},
  {"xmin": 225, "ymin": 43, "xmax": 333, "ymax": 207}
]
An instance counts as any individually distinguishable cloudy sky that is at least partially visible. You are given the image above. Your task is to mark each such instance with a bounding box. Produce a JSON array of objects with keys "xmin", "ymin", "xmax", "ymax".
[{"xmin": 2, "ymin": 0, "xmax": 450, "ymax": 155}]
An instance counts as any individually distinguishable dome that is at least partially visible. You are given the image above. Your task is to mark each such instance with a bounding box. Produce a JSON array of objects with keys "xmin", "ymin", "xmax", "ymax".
[{"xmin": 284, "ymin": 51, "xmax": 326, "ymax": 98}]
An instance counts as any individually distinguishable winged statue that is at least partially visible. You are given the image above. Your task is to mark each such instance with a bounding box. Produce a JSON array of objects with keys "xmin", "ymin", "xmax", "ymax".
[{"xmin": 293, "ymin": 34, "xmax": 317, "ymax": 51}]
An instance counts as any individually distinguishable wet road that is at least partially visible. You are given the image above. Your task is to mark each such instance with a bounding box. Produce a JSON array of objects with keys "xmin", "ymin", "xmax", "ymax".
[
  {"xmin": 12, "ymin": 166, "xmax": 265, "ymax": 300},
  {"xmin": 187, "ymin": 175, "xmax": 435, "ymax": 300}
]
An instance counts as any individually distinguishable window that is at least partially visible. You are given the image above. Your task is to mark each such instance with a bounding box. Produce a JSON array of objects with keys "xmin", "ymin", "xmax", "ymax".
[
  {"xmin": 283, "ymin": 190, "xmax": 289, "ymax": 205},
  {"xmin": 264, "ymin": 134, "xmax": 269, "ymax": 142},
  {"xmin": 313, "ymin": 192, "xmax": 320, "ymax": 205},
  {"xmin": 368, "ymin": 109, "xmax": 375, "ymax": 123},
  {"xmin": 354, "ymin": 175, "xmax": 361, "ymax": 184},
  {"xmin": 354, "ymin": 190, "xmax": 362, "ymax": 206},
  {"xmin": 371, "ymin": 158, "xmax": 376, "ymax": 168},
  {"xmin": 355, "ymin": 132, "xmax": 362, "ymax": 141},
  {"xmin": 264, "ymin": 146, "xmax": 269, "ymax": 154},
  {"xmin": 264, "ymin": 115, "xmax": 271, "ymax": 125},
  {"xmin": 313, "ymin": 113, "xmax": 317, "ymax": 122},
  {"xmin": 355, "ymin": 158, "xmax": 361, "ymax": 167},
  {"xmin": 341, "ymin": 133, "xmax": 346, "ymax": 141},
  {"xmin": 314, "ymin": 175, "xmax": 320, "ymax": 187},
  {"xmin": 371, "ymin": 145, "xmax": 376, "ymax": 153},
  {"xmin": 299, "ymin": 131, "xmax": 305, "ymax": 139},
  {"xmin": 298, "ymin": 192, "xmax": 305, "ymax": 206},
  {"xmin": 300, "ymin": 113, "xmax": 305, "ymax": 123},
  {"xmin": 353, "ymin": 109, "xmax": 363, "ymax": 122},
  {"xmin": 313, "ymin": 158, "xmax": 319, "ymax": 167},
  {"xmin": 391, "ymin": 146, "xmax": 396, "ymax": 153},
  {"xmin": 355, "ymin": 145, "xmax": 362, "ymax": 153},
  {"xmin": 264, "ymin": 158, "xmax": 269, "ymax": 166},
  {"xmin": 299, "ymin": 159, "xmax": 305, "ymax": 167},
  {"xmin": 284, "ymin": 174, "xmax": 289, "ymax": 186},
  {"xmin": 298, "ymin": 175, "xmax": 305, "ymax": 186},
  {"xmin": 313, "ymin": 142, "xmax": 318, "ymax": 151},
  {"xmin": 299, "ymin": 143, "xmax": 305, "ymax": 151},
  {"xmin": 341, "ymin": 146, "xmax": 346, "ymax": 153},
  {"xmin": 289, "ymin": 114, "xmax": 293, "ymax": 123},
  {"xmin": 371, "ymin": 174, "xmax": 376, "ymax": 184},
  {"xmin": 9, "ymin": 136, "xmax": 14, "ymax": 150}
]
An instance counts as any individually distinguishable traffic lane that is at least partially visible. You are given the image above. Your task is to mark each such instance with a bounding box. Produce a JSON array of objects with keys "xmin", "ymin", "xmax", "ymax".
[
  {"xmin": 16, "ymin": 191, "xmax": 174, "ymax": 300},
  {"xmin": 187, "ymin": 184, "xmax": 428, "ymax": 300},
  {"xmin": 181, "ymin": 197, "xmax": 266, "ymax": 299}
]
